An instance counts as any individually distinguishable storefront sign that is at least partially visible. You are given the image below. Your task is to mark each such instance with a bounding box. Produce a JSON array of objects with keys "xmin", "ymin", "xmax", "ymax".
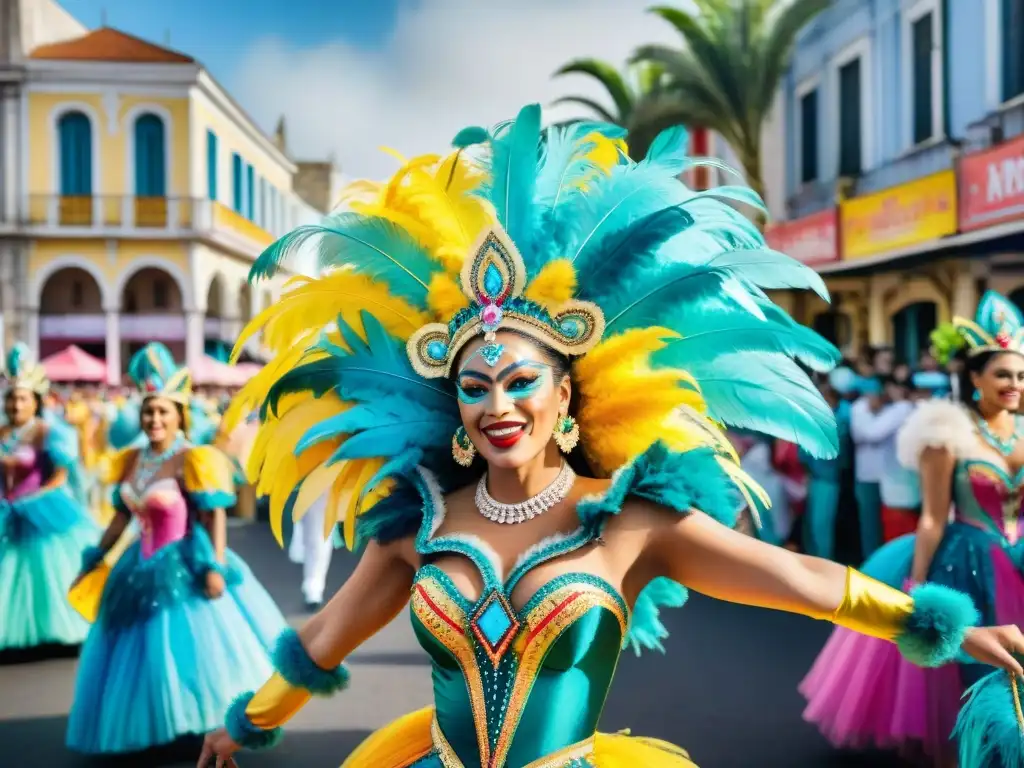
[
  {"xmin": 840, "ymin": 170, "xmax": 958, "ymax": 260},
  {"xmin": 764, "ymin": 209, "xmax": 838, "ymax": 266},
  {"xmin": 959, "ymin": 134, "xmax": 1024, "ymax": 232}
]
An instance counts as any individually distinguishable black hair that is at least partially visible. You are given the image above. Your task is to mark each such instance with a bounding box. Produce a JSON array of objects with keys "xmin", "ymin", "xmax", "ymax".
[
  {"xmin": 4, "ymin": 388, "xmax": 43, "ymax": 418},
  {"xmin": 955, "ymin": 348, "xmax": 1017, "ymax": 412},
  {"xmin": 449, "ymin": 329, "xmax": 593, "ymax": 477}
]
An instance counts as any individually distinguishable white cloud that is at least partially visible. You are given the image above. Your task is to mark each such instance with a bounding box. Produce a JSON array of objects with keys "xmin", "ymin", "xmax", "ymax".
[{"xmin": 228, "ymin": 0, "xmax": 681, "ymax": 181}]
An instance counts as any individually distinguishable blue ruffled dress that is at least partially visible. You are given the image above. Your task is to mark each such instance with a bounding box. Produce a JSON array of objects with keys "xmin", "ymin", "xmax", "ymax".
[
  {"xmin": 65, "ymin": 444, "xmax": 288, "ymax": 754},
  {"xmin": 0, "ymin": 418, "xmax": 99, "ymax": 650}
]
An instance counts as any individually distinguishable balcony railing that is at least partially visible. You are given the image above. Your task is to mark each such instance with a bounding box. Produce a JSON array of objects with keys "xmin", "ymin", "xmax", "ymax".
[{"xmin": 21, "ymin": 195, "xmax": 277, "ymax": 256}]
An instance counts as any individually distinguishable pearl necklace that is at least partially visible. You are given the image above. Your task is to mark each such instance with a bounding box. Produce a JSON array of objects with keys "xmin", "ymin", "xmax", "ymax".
[
  {"xmin": 130, "ymin": 432, "xmax": 186, "ymax": 496},
  {"xmin": 475, "ymin": 462, "xmax": 576, "ymax": 525}
]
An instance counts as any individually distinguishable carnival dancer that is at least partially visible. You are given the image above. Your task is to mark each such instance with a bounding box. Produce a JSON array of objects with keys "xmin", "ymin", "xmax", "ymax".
[
  {"xmin": 801, "ymin": 291, "xmax": 1024, "ymax": 766},
  {"xmin": 200, "ymin": 109, "xmax": 1022, "ymax": 768},
  {"xmin": 0, "ymin": 344, "xmax": 98, "ymax": 651},
  {"xmin": 66, "ymin": 342, "xmax": 287, "ymax": 755}
]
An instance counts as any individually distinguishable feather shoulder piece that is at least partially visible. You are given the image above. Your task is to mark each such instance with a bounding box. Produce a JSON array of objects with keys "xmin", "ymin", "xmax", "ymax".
[{"xmin": 896, "ymin": 399, "xmax": 977, "ymax": 470}]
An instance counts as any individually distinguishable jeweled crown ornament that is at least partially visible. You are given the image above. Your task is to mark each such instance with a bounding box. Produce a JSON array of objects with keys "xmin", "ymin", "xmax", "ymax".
[
  {"xmin": 953, "ymin": 290, "xmax": 1024, "ymax": 357},
  {"xmin": 407, "ymin": 223, "xmax": 605, "ymax": 378}
]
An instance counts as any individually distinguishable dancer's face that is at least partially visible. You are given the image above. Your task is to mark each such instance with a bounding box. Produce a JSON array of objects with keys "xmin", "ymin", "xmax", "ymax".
[
  {"xmin": 5, "ymin": 388, "xmax": 36, "ymax": 425},
  {"xmin": 973, "ymin": 352, "xmax": 1024, "ymax": 412},
  {"xmin": 454, "ymin": 333, "xmax": 571, "ymax": 470},
  {"xmin": 141, "ymin": 396, "xmax": 181, "ymax": 445}
]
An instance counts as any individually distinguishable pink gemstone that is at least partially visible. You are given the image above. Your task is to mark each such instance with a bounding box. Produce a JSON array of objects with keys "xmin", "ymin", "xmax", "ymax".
[{"xmin": 481, "ymin": 303, "xmax": 502, "ymax": 326}]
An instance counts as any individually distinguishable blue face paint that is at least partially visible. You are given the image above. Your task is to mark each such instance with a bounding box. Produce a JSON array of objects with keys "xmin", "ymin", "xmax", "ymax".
[{"xmin": 456, "ymin": 359, "xmax": 551, "ymax": 405}]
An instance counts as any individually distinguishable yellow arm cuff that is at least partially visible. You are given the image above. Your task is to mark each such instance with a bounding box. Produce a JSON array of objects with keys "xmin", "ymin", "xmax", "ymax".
[
  {"xmin": 244, "ymin": 673, "xmax": 312, "ymax": 730},
  {"xmin": 826, "ymin": 567, "xmax": 914, "ymax": 641}
]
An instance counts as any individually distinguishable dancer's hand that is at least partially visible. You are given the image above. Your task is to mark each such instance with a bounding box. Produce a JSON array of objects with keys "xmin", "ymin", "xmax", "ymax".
[
  {"xmin": 197, "ymin": 728, "xmax": 240, "ymax": 767},
  {"xmin": 961, "ymin": 625, "xmax": 1024, "ymax": 675},
  {"xmin": 204, "ymin": 570, "xmax": 226, "ymax": 600}
]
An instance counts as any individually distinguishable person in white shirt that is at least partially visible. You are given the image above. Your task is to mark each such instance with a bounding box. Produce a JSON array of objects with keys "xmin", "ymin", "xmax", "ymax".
[{"xmin": 849, "ymin": 376, "xmax": 915, "ymax": 557}]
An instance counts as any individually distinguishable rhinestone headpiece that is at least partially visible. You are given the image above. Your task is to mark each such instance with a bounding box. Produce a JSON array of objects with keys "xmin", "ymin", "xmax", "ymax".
[{"xmin": 953, "ymin": 290, "xmax": 1024, "ymax": 357}]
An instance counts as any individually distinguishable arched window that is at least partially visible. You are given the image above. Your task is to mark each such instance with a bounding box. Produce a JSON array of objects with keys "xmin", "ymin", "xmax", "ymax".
[
  {"xmin": 58, "ymin": 111, "xmax": 93, "ymax": 196},
  {"xmin": 892, "ymin": 301, "xmax": 938, "ymax": 366},
  {"xmin": 134, "ymin": 113, "xmax": 166, "ymax": 197}
]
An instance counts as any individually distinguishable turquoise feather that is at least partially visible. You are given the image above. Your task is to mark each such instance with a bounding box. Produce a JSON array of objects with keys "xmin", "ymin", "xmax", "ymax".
[
  {"xmin": 451, "ymin": 126, "xmax": 489, "ymax": 148},
  {"xmin": 955, "ymin": 668, "xmax": 1024, "ymax": 768},
  {"xmin": 641, "ymin": 125, "xmax": 690, "ymax": 175},
  {"xmin": 485, "ymin": 104, "xmax": 542, "ymax": 246},
  {"xmin": 127, "ymin": 342, "xmax": 178, "ymax": 390},
  {"xmin": 624, "ymin": 576, "xmax": 689, "ymax": 656},
  {"xmin": 4, "ymin": 342, "xmax": 30, "ymax": 378},
  {"xmin": 676, "ymin": 351, "xmax": 839, "ymax": 458}
]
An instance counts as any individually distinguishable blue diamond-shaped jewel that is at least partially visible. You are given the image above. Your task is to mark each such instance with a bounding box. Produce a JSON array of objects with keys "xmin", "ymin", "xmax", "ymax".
[
  {"xmin": 470, "ymin": 590, "xmax": 520, "ymax": 665},
  {"xmin": 479, "ymin": 342, "xmax": 504, "ymax": 367},
  {"xmin": 477, "ymin": 599, "xmax": 512, "ymax": 645},
  {"xmin": 426, "ymin": 340, "xmax": 448, "ymax": 361},
  {"xmin": 483, "ymin": 263, "xmax": 503, "ymax": 298}
]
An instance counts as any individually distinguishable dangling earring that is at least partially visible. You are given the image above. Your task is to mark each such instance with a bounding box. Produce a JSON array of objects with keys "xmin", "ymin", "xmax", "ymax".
[
  {"xmin": 553, "ymin": 414, "xmax": 580, "ymax": 454},
  {"xmin": 973, "ymin": 389, "xmax": 982, "ymax": 403},
  {"xmin": 452, "ymin": 426, "xmax": 476, "ymax": 467}
]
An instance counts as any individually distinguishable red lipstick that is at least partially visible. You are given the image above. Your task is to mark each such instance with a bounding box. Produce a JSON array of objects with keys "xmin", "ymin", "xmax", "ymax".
[{"xmin": 481, "ymin": 421, "xmax": 527, "ymax": 449}]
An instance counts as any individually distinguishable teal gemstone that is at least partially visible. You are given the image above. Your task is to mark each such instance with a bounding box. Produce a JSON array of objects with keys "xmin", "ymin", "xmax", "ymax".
[
  {"xmin": 483, "ymin": 263, "xmax": 503, "ymax": 298},
  {"xmin": 474, "ymin": 595, "xmax": 513, "ymax": 647},
  {"xmin": 559, "ymin": 317, "xmax": 583, "ymax": 338},
  {"xmin": 426, "ymin": 340, "xmax": 448, "ymax": 360}
]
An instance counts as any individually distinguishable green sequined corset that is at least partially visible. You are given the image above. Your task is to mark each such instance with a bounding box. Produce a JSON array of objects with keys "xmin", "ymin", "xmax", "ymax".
[{"xmin": 409, "ymin": 488, "xmax": 629, "ymax": 768}]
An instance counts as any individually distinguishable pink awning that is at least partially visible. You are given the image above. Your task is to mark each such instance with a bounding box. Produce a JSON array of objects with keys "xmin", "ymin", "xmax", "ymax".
[
  {"xmin": 192, "ymin": 356, "xmax": 260, "ymax": 387},
  {"xmin": 41, "ymin": 345, "xmax": 106, "ymax": 383}
]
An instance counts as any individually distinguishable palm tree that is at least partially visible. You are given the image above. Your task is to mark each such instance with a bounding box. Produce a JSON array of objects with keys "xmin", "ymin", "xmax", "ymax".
[
  {"xmin": 634, "ymin": 0, "xmax": 829, "ymax": 199},
  {"xmin": 551, "ymin": 59, "xmax": 699, "ymax": 162}
]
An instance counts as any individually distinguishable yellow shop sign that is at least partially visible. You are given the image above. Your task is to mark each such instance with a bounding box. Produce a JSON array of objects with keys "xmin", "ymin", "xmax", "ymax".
[{"xmin": 840, "ymin": 170, "xmax": 958, "ymax": 260}]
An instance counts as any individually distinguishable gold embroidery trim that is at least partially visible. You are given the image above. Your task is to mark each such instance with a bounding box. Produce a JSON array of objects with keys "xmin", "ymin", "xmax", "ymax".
[
  {"xmin": 489, "ymin": 584, "xmax": 627, "ymax": 768},
  {"xmin": 411, "ymin": 578, "xmax": 491, "ymax": 766},
  {"xmin": 431, "ymin": 715, "xmax": 597, "ymax": 768}
]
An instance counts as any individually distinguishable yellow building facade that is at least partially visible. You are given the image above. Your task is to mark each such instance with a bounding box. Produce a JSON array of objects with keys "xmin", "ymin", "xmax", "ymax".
[{"xmin": 2, "ymin": 25, "xmax": 323, "ymax": 384}]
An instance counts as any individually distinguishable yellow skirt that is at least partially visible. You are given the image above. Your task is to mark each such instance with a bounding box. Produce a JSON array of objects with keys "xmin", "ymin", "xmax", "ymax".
[{"xmin": 341, "ymin": 707, "xmax": 697, "ymax": 768}]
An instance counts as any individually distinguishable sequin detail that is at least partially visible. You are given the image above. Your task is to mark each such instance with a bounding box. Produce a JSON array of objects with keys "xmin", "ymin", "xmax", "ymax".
[
  {"xmin": 489, "ymin": 581, "xmax": 627, "ymax": 768},
  {"xmin": 431, "ymin": 714, "xmax": 596, "ymax": 768},
  {"xmin": 411, "ymin": 577, "xmax": 491, "ymax": 765}
]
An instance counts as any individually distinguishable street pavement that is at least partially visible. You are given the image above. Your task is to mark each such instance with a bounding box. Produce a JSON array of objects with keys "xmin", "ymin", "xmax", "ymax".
[{"xmin": 0, "ymin": 522, "xmax": 907, "ymax": 768}]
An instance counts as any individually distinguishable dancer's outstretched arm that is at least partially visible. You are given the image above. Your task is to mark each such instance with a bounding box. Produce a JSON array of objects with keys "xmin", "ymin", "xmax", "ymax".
[
  {"xmin": 198, "ymin": 535, "xmax": 416, "ymax": 765},
  {"xmin": 628, "ymin": 505, "xmax": 1024, "ymax": 674}
]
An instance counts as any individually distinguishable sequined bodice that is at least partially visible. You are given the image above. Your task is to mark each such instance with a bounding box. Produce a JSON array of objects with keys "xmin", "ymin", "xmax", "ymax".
[
  {"xmin": 119, "ymin": 477, "xmax": 189, "ymax": 558},
  {"xmin": 4, "ymin": 445, "xmax": 43, "ymax": 499},
  {"xmin": 409, "ymin": 491, "xmax": 627, "ymax": 768},
  {"xmin": 955, "ymin": 459, "xmax": 1024, "ymax": 544}
]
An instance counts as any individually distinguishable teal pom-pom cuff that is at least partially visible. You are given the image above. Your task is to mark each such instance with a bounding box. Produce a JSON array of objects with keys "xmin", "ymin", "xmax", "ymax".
[
  {"xmin": 273, "ymin": 629, "xmax": 350, "ymax": 696},
  {"xmin": 225, "ymin": 693, "xmax": 283, "ymax": 751},
  {"xmin": 81, "ymin": 545, "xmax": 104, "ymax": 573},
  {"xmin": 896, "ymin": 583, "xmax": 980, "ymax": 668}
]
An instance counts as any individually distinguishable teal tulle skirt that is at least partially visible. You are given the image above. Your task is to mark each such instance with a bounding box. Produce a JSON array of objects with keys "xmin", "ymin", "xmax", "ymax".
[
  {"xmin": 65, "ymin": 527, "xmax": 288, "ymax": 754},
  {"xmin": 0, "ymin": 486, "xmax": 98, "ymax": 650}
]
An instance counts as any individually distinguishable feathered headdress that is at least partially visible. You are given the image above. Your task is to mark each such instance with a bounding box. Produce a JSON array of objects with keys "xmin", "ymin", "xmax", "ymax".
[
  {"xmin": 127, "ymin": 342, "xmax": 191, "ymax": 405},
  {"xmin": 228, "ymin": 105, "xmax": 840, "ymax": 548},
  {"xmin": 952, "ymin": 290, "xmax": 1024, "ymax": 357},
  {"xmin": 4, "ymin": 343, "xmax": 49, "ymax": 395}
]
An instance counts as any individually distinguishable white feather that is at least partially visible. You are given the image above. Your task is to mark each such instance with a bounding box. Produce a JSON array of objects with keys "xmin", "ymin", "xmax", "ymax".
[{"xmin": 896, "ymin": 399, "xmax": 978, "ymax": 469}]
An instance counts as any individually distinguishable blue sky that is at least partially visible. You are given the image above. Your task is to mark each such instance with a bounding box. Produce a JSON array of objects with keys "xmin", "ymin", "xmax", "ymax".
[
  {"xmin": 56, "ymin": 0, "xmax": 677, "ymax": 179},
  {"xmin": 60, "ymin": 0, "xmax": 412, "ymax": 84}
]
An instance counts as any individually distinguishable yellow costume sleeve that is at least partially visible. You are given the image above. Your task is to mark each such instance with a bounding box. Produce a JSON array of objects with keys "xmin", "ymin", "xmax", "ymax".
[
  {"xmin": 809, "ymin": 567, "xmax": 979, "ymax": 668},
  {"xmin": 182, "ymin": 445, "xmax": 236, "ymax": 511},
  {"xmin": 225, "ymin": 629, "xmax": 349, "ymax": 749},
  {"xmin": 99, "ymin": 447, "xmax": 137, "ymax": 486}
]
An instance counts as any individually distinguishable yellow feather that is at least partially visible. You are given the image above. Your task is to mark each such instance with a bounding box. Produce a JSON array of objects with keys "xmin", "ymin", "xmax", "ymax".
[
  {"xmin": 584, "ymin": 133, "xmax": 626, "ymax": 175},
  {"xmin": 427, "ymin": 273, "xmax": 471, "ymax": 319},
  {"xmin": 223, "ymin": 336, "xmax": 321, "ymax": 432},
  {"xmin": 293, "ymin": 461, "xmax": 344, "ymax": 523},
  {"xmin": 524, "ymin": 259, "xmax": 577, "ymax": 311},
  {"xmin": 342, "ymin": 460, "xmax": 384, "ymax": 545},
  {"xmin": 717, "ymin": 457, "xmax": 769, "ymax": 528}
]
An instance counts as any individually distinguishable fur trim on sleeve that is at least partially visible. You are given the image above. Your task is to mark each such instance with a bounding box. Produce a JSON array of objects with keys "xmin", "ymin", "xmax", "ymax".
[{"xmin": 896, "ymin": 399, "xmax": 976, "ymax": 470}]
